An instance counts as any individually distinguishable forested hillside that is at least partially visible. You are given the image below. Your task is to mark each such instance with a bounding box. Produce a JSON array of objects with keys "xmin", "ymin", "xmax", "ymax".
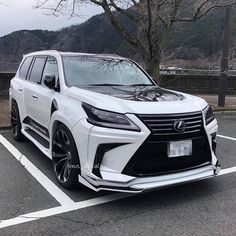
[{"xmin": 0, "ymin": 8, "xmax": 235, "ymax": 71}]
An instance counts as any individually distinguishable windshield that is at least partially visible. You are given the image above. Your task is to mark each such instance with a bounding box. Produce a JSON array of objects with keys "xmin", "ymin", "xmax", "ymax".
[{"xmin": 62, "ymin": 56, "xmax": 154, "ymax": 87}]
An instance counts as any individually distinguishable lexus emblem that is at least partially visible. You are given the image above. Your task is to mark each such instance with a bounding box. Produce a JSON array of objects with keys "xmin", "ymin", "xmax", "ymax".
[{"xmin": 174, "ymin": 120, "xmax": 186, "ymax": 132}]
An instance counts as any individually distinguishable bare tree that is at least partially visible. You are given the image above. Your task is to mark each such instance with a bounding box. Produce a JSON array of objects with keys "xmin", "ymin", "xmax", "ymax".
[{"xmin": 35, "ymin": 0, "xmax": 236, "ymax": 82}]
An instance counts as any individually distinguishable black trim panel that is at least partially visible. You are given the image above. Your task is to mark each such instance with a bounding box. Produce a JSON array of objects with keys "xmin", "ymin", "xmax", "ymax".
[
  {"xmin": 51, "ymin": 99, "xmax": 58, "ymax": 116},
  {"xmin": 122, "ymin": 134, "xmax": 212, "ymax": 177},
  {"xmin": 25, "ymin": 128, "xmax": 49, "ymax": 149},
  {"xmin": 93, "ymin": 143, "xmax": 128, "ymax": 178},
  {"xmin": 23, "ymin": 116, "xmax": 49, "ymax": 137}
]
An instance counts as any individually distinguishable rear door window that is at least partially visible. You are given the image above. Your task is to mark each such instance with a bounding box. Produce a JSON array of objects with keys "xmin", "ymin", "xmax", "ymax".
[
  {"xmin": 19, "ymin": 57, "xmax": 33, "ymax": 80},
  {"xmin": 29, "ymin": 57, "xmax": 46, "ymax": 84}
]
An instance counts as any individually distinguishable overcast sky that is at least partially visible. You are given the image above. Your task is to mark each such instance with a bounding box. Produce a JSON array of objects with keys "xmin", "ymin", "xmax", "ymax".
[{"xmin": 0, "ymin": 0, "xmax": 102, "ymax": 37}]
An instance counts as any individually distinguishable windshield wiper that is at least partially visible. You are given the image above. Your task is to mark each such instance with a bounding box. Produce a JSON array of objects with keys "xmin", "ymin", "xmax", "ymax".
[
  {"xmin": 86, "ymin": 83, "xmax": 124, "ymax": 86},
  {"xmin": 85, "ymin": 83, "xmax": 155, "ymax": 86},
  {"xmin": 131, "ymin": 84, "xmax": 154, "ymax": 86}
]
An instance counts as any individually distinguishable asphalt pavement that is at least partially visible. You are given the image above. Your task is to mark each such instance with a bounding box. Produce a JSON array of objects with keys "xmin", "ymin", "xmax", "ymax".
[{"xmin": 0, "ymin": 112, "xmax": 236, "ymax": 236}]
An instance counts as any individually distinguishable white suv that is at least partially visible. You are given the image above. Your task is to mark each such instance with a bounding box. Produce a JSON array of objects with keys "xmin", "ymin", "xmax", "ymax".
[{"xmin": 10, "ymin": 50, "xmax": 220, "ymax": 192}]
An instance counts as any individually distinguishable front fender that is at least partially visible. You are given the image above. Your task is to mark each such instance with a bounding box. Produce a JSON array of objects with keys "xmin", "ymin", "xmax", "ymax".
[{"xmin": 49, "ymin": 99, "xmax": 86, "ymax": 151}]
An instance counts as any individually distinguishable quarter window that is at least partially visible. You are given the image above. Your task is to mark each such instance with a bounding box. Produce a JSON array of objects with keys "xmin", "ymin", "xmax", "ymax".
[
  {"xmin": 29, "ymin": 57, "xmax": 46, "ymax": 84},
  {"xmin": 19, "ymin": 57, "xmax": 33, "ymax": 80}
]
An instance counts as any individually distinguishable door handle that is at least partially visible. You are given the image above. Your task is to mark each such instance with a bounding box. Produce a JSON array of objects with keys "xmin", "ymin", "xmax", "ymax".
[
  {"xmin": 18, "ymin": 88, "xmax": 23, "ymax": 92},
  {"xmin": 32, "ymin": 95, "xmax": 38, "ymax": 99}
]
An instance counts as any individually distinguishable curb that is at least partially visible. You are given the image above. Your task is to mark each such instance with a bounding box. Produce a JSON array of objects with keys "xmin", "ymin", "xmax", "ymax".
[
  {"xmin": 213, "ymin": 108, "xmax": 236, "ymax": 112},
  {"xmin": 213, "ymin": 110, "xmax": 236, "ymax": 113},
  {"xmin": 0, "ymin": 126, "xmax": 11, "ymax": 131}
]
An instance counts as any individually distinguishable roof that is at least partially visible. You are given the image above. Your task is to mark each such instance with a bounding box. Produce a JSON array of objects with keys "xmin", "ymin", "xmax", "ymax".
[{"xmin": 25, "ymin": 50, "xmax": 127, "ymax": 60}]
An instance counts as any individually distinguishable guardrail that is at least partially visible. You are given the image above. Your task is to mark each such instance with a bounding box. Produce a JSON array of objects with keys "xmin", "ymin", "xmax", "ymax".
[
  {"xmin": 161, "ymin": 74, "xmax": 236, "ymax": 95},
  {"xmin": 161, "ymin": 69, "xmax": 236, "ymax": 77},
  {"xmin": 0, "ymin": 72, "xmax": 236, "ymax": 98},
  {"xmin": 0, "ymin": 72, "xmax": 15, "ymax": 98}
]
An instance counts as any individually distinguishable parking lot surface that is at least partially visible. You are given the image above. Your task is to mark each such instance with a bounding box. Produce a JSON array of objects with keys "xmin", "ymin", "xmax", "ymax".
[{"xmin": 0, "ymin": 112, "xmax": 236, "ymax": 236}]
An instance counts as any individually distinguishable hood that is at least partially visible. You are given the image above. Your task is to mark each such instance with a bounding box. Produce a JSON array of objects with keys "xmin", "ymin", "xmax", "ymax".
[
  {"xmin": 77, "ymin": 85, "xmax": 184, "ymax": 102},
  {"xmin": 63, "ymin": 86, "xmax": 208, "ymax": 114}
]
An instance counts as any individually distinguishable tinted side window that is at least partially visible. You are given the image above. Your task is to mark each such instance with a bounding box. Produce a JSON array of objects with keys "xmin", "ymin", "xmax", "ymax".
[
  {"xmin": 42, "ymin": 57, "xmax": 59, "ymax": 86},
  {"xmin": 19, "ymin": 57, "xmax": 33, "ymax": 80},
  {"xmin": 29, "ymin": 57, "xmax": 46, "ymax": 83}
]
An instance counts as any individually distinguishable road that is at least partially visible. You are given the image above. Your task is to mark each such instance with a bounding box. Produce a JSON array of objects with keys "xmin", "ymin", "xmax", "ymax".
[{"xmin": 0, "ymin": 112, "xmax": 236, "ymax": 236}]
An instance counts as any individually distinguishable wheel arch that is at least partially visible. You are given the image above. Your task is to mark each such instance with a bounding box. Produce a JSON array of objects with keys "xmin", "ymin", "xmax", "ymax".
[
  {"xmin": 51, "ymin": 120, "xmax": 64, "ymax": 138},
  {"xmin": 10, "ymin": 98, "xmax": 19, "ymax": 119},
  {"xmin": 49, "ymin": 101, "xmax": 85, "ymax": 140},
  {"xmin": 49, "ymin": 100, "xmax": 86, "ymax": 161},
  {"xmin": 50, "ymin": 118, "xmax": 82, "ymax": 176},
  {"xmin": 10, "ymin": 98, "xmax": 25, "ymax": 124},
  {"xmin": 50, "ymin": 116, "xmax": 77, "ymax": 152},
  {"xmin": 10, "ymin": 97, "xmax": 17, "ymax": 107}
]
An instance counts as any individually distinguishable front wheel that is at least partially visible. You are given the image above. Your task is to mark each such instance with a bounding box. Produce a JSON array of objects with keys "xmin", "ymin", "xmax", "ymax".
[
  {"xmin": 52, "ymin": 124, "xmax": 81, "ymax": 189},
  {"xmin": 11, "ymin": 101, "xmax": 24, "ymax": 141}
]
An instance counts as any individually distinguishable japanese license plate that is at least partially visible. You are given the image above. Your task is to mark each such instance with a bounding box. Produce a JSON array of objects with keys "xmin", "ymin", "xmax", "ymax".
[{"xmin": 168, "ymin": 140, "xmax": 192, "ymax": 158}]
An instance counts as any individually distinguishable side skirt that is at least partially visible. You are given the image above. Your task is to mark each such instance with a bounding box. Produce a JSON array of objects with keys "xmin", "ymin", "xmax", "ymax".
[
  {"xmin": 22, "ymin": 128, "xmax": 52, "ymax": 159},
  {"xmin": 22, "ymin": 116, "xmax": 50, "ymax": 138}
]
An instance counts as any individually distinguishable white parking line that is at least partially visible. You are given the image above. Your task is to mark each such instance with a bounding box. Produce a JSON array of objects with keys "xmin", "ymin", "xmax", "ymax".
[
  {"xmin": 1, "ymin": 132, "xmax": 236, "ymax": 230},
  {"xmin": 0, "ymin": 134, "xmax": 75, "ymax": 206},
  {"xmin": 217, "ymin": 134, "xmax": 236, "ymax": 142},
  {"xmin": 1, "ymin": 165, "xmax": 236, "ymax": 230},
  {"xmin": 0, "ymin": 193, "xmax": 130, "ymax": 229},
  {"xmin": 219, "ymin": 166, "xmax": 236, "ymax": 176}
]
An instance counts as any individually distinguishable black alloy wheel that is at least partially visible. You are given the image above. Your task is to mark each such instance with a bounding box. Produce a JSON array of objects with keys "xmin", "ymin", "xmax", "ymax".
[
  {"xmin": 52, "ymin": 124, "xmax": 81, "ymax": 189},
  {"xmin": 11, "ymin": 101, "xmax": 24, "ymax": 141}
]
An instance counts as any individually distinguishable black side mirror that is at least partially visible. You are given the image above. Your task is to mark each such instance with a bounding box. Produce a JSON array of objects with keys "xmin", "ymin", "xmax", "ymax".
[{"xmin": 43, "ymin": 75, "xmax": 56, "ymax": 90}]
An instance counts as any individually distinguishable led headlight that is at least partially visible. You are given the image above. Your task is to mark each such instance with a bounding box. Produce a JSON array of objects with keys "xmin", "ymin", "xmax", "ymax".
[
  {"xmin": 203, "ymin": 105, "xmax": 215, "ymax": 125},
  {"xmin": 82, "ymin": 103, "xmax": 140, "ymax": 132}
]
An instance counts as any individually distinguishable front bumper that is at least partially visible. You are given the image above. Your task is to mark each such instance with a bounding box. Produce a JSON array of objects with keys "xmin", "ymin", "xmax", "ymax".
[
  {"xmin": 79, "ymin": 163, "xmax": 220, "ymax": 193},
  {"xmin": 72, "ymin": 113, "xmax": 219, "ymax": 193}
]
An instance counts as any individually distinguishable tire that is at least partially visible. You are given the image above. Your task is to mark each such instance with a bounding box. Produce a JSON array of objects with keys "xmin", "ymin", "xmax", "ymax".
[
  {"xmin": 52, "ymin": 124, "xmax": 81, "ymax": 189},
  {"xmin": 11, "ymin": 101, "xmax": 24, "ymax": 141}
]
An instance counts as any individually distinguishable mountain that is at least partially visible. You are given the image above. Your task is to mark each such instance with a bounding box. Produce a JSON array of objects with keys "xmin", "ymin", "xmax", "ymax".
[{"xmin": 0, "ymin": 8, "xmax": 235, "ymax": 71}]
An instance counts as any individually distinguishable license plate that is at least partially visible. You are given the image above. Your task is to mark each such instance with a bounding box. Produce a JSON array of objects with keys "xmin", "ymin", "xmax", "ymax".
[{"xmin": 168, "ymin": 140, "xmax": 192, "ymax": 158}]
